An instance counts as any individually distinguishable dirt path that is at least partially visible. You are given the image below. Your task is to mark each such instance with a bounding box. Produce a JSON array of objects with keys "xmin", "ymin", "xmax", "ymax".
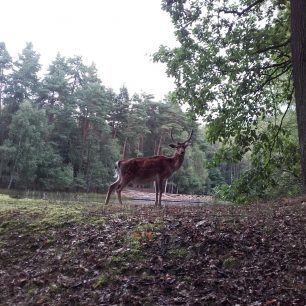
[{"xmin": 122, "ymin": 188, "xmax": 215, "ymax": 204}]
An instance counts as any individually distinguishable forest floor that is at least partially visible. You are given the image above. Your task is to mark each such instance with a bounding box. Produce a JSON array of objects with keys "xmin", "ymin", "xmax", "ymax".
[{"xmin": 0, "ymin": 194, "xmax": 306, "ymax": 305}]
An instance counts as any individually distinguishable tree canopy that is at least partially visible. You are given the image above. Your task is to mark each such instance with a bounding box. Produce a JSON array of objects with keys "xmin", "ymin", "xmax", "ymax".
[
  {"xmin": 0, "ymin": 42, "xmax": 234, "ymax": 195},
  {"xmin": 154, "ymin": 0, "xmax": 305, "ymax": 202}
]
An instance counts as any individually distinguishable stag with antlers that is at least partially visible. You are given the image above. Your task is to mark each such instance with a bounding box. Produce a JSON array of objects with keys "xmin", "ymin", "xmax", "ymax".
[{"xmin": 104, "ymin": 129, "xmax": 193, "ymax": 206}]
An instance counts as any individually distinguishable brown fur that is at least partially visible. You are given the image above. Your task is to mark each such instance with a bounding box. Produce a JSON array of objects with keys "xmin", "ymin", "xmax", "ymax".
[{"xmin": 105, "ymin": 131, "xmax": 193, "ymax": 206}]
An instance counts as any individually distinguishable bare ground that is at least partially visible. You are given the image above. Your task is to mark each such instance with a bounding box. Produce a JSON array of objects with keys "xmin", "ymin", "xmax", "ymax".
[{"xmin": 122, "ymin": 188, "xmax": 214, "ymax": 204}]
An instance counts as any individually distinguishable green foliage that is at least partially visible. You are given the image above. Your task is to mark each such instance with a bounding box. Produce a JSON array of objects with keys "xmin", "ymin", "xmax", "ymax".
[
  {"xmin": 154, "ymin": 0, "xmax": 301, "ymax": 202},
  {"xmin": 0, "ymin": 41, "xmax": 226, "ymax": 195},
  {"xmin": 3, "ymin": 101, "xmax": 49, "ymax": 189},
  {"xmin": 214, "ymin": 110, "xmax": 301, "ymax": 203},
  {"xmin": 4, "ymin": 42, "xmax": 41, "ymax": 113}
]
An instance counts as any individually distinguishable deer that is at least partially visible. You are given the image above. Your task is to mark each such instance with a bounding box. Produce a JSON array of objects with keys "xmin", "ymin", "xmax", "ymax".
[{"xmin": 104, "ymin": 129, "xmax": 193, "ymax": 206}]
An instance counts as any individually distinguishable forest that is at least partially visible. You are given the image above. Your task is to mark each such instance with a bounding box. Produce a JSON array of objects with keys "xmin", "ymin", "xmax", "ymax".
[{"xmin": 0, "ymin": 42, "xmax": 243, "ymax": 198}]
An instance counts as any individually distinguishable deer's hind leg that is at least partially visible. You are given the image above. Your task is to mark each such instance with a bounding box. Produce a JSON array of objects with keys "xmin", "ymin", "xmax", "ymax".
[
  {"xmin": 105, "ymin": 180, "xmax": 120, "ymax": 205},
  {"xmin": 116, "ymin": 176, "xmax": 133, "ymax": 205},
  {"xmin": 115, "ymin": 179, "xmax": 131, "ymax": 205}
]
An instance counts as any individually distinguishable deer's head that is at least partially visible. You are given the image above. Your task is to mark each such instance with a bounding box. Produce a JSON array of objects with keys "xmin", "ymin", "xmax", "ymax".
[{"xmin": 169, "ymin": 129, "xmax": 193, "ymax": 156}]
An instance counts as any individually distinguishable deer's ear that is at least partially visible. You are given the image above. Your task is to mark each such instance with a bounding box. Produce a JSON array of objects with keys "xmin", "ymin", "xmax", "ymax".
[{"xmin": 169, "ymin": 144, "xmax": 176, "ymax": 148}]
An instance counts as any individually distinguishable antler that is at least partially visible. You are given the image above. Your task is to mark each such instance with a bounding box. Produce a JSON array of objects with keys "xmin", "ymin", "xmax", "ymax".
[
  {"xmin": 184, "ymin": 129, "xmax": 193, "ymax": 143},
  {"xmin": 170, "ymin": 128, "xmax": 176, "ymax": 142},
  {"xmin": 170, "ymin": 128, "xmax": 193, "ymax": 143}
]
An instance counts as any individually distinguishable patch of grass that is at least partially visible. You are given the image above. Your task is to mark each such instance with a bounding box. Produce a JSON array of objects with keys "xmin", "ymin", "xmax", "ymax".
[
  {"xmin": 0, "ymin": 194, "xmax": 107, "ymax": 234},
  {"xmin": 222, "ymin": 256, "xmax": 241, "ymax": 269},
  {"xmin": 94, "ymin": 273, "xmax": 111, "ymax": 288},
  {"xmin": 127, "ymin": 222, "xmax": 162, "ymax": 243},
  {"xmin": 167, "ymin": 247, "xmax": 189, "ymax": 259},
  {"xmin": 0, "ymin": 239, "xmax": 7, "ymax": 247},
  {"xmin": 88, "ymin": 216, "xmax": 106, "ymax": 225}
]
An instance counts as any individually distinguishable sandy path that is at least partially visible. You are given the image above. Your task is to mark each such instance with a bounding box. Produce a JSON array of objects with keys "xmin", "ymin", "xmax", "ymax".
[{"xmin": 122, "ymin": 188, "xmax": 214, "ymax": 204}]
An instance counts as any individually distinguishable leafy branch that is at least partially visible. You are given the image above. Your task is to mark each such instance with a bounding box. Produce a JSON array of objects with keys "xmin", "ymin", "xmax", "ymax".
[
  {"xmin": 218, "ymin": 0, "xmax": 266, "ymax": 17},
  {"xmin": 266, "ymin": 81, "xmax": 294, "ymax": 166},
  {"xmin": 255, "ymin": 39, "xmax": 291, "ymax": 55}
]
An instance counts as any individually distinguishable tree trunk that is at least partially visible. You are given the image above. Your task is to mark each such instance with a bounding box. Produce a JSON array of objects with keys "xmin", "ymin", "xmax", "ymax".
[
  {"xmin": 156, "ymin": 134, "xmax": 163, "ymax": 155},
  {"xmin": 112, "ymin": 126, "xmax": 117, "ymax": 139},
  {"xmin": 137, "ymin": 134, "xmax": 143, "ymax": 156},
  {"xmin": 141, "ymin": 133, "xmax": 144, "ymax": 154},
  {"xmin": 122, "ymin": 137, "xmax": 128, "ymax": 159},
  {"xmin": 291, "ymin": 0, "xmax": 306, "ymax": 192},
  {"xmin": 153, "ymin": 139, "xmax": 158, "ymax": 156},
  {"xmin": 0, "ymin": 83, "xmax": 2, "ymax": 115},
  {"xmin": 8, "ymin": 138, "xmax": 22, "ymax": 190}
]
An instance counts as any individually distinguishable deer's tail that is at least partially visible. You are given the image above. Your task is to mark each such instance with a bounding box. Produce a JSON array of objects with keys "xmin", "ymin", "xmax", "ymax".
[{"xmin": 114, "ymin": 161, "xmax": 121, "ymax": 180}]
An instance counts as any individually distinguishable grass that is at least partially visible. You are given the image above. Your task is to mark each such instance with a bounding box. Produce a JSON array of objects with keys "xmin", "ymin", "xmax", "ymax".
[
  {"xmin": 166, "ymin": 247, "xmax": 189, "ymax": 259},
  {"xmin": 0, "ymin": 194, "xmax": 128, "ymax": 236}
]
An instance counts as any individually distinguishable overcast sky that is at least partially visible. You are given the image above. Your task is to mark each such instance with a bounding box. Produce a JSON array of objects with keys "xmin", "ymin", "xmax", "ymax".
[{"xmin": 0, "ymin": 0, "xmax": 177, "ymax": 100}]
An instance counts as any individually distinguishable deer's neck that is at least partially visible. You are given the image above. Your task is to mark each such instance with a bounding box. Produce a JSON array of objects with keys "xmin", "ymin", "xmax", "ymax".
[{"xmin": 172, "ymin": 153, "xmax": 185, "ymax": 170}]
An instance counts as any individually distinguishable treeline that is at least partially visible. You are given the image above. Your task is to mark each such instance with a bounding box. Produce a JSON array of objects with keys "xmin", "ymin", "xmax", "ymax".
[{"xmin": 0, "ymin": 42, "xmax": 242, "ymax": 194}]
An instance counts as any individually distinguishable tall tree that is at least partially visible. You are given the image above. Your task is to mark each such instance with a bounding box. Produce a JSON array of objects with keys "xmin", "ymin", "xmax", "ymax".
[
  {"xmin": 107, "ymin": 86, "xmax": 130, "ymax": 140},
  {"xmin": 74, "ymin": 64, "xmax": 117, "ymax": 190},
  {"xmin": 5, "ymin": 42, "xmax": 41, "ymax": 113},
  {"xmin": 0, "ymin": 42, "xmax": 12, "ymax": 115},
  {"xmin": 125, "ymin": 94, "xmax": 151, "ymax": 157},
  {"xmin": 291, "ymin": 0, "xmax": 306, "ymax": 191},
  {"xmin": 39, "ymin": 53, "xmax": 70, "ymax": 123},
  {"xmin": 0, "ymin": 42, "xmax": 12, "ymax": 144},
  {"xmin": 40, "ymin": 54, "xmax": 77, "ymax": 167},
  {"xmin": 155, "ymin": 0, "xmax": 306, "ymax": 196},
  {"xmin": 3, "ymin": 101, "xmax": 49, "ymax": 189}
]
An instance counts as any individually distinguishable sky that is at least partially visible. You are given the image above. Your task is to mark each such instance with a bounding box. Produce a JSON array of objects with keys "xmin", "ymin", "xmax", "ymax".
[{"xmin": 0, "ymin": 0, "xmax": 178, "ymax": 100}]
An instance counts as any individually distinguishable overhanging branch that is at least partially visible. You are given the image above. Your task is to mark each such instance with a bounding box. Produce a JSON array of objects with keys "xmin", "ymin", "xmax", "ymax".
[
  {"xmin": 258, "ymin": 65, "xmax": 292, "ymax": 91},
  {"xmin": 255, "ymin": 39, "xmax": 291, "ymax": 55},
  {"xmin": 266, "ymin": 78, "xmax": 294, "ymax": 166},
  {"xmin": 219, "ymin": 0, "xmax": 266, "ymax": 17}
]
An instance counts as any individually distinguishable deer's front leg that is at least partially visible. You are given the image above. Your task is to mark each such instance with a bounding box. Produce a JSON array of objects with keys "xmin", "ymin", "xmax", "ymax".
[
  {"xmin": 154, "ymin": 181, "xmax": 159, "ymax": 206},
  {"xmin": 157, "ymin": 180, "xmax": 165, "ymax": 207}
]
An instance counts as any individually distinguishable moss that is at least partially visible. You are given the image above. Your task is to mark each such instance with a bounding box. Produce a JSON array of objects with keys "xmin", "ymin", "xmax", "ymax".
[
  {"xmin": 0, "ymin": 194, "xmax": 102, "ymax": 232},
  {"xmin": 0, "ymin": 219, "xmax": 19, "ymax": 229},
  {"xmin": 0, "ymin": 239, "xmax": 7, "ymax": 248},
  {"xmin": 94, "ymin": 273, "xmax": 111, "ymax": 288},
  {"xmin": 89, "ymin": 217, "xmax": 106, "ymax": 225},
  {"xmin": 222, "ymin": 256, "xmax": 240, "ymax": 269},
  {"xmin": 167, "ymin": 247, "xmax": 189, "ymax": 259}
]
